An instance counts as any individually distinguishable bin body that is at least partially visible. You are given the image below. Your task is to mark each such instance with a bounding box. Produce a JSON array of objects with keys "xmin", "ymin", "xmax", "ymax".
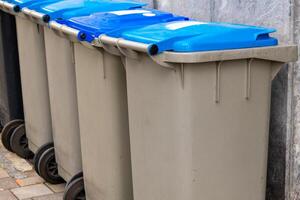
[
  {"xmin": 41, "ymin": 4, "xmax": 149, "ymax": 183},
  {"xmin": 15, "ymin": 16, "xmax": 52, "ymax": 153},
  {"xmin": 126, "ymin": 56, "xmax": 271, "ymax": 200},
  {"xmin": 43, "ymin": 27, "xmax": 81, "ymax": 181},
  {"xmin": 0, "ymin": 11, "xmax": 23, "ymax": 127},
  {"xmin": 111, "ymin": 21, "xmax": 298, "ymax": 200},
  {"xmin": 45, "ymin": 7, "xmax": 184, "ymax": 183},
  {"xmin": 9, "ymin": 0, "xmax": 145, "ymax": 181},
  {"xmin": 123, "ymin": 52, "xmax": 291, "ymax": 200},
  {"xmin": 63, "ymin": 8, "xmax": 187, "ymax": 199},
  {"xmin": 74, "ymin": 43, "xmax": 132, "ymax": 200}
]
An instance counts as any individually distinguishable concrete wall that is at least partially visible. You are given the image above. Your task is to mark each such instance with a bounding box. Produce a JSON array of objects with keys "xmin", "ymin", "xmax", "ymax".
[
  {"xmin": 290, "ymin": 1, "xmax": 300, "ymax": 199},
  {"xmin": 136, "ymin": 0, "xmax": 298, "ymax": 199}
]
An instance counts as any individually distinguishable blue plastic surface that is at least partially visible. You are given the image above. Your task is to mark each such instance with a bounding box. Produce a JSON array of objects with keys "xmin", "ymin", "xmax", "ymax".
[
  {"xmin": 5, "ymin": 0, "xmax": 58, "ymax": 11},
  {"xmin": 5, "ymin": 0, "xmax": 145, "ymax": 21},
  {"xmin": 26, "ymin": 0, "xmax": 145, "ymax": 21},
  {"xmin": 59, "ymin": 8, "xmax": 188, "ymax": 42},
  {"xmin": 120, "ymin": 20, "xmax": 278, "ymax": 53}
]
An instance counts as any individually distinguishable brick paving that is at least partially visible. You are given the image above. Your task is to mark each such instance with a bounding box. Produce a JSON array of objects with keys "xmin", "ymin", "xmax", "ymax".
[{"xmin": 0, "ymin": 142, "xmax": 65, "ymax": 200}]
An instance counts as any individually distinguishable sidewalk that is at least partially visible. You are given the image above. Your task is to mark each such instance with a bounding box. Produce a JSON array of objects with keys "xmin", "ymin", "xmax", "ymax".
[{"xmin": 0, "ymin": 141, "xmax": 65, "ymax": 200}]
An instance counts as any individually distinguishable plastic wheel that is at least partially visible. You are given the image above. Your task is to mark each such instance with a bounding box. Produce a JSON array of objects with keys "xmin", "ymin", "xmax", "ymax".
[
  {"xmin": 1, "ymin": 119, "xmax": 24, "ymax": 151},
  {"xmin": 66, "ymin": 171, "xmax": 83, "ymax": 188},
  {"xmin": 63, "ymin": 176, "xmax": 85, "ymax": 200},
  {"xmin": 10, "ymin": 124, "xmax": 34, "ymax": 159},
  {"xmin": 38, "ymin": 147, "xmax": 64, "ymax": 184},
  {"xmin": 33, "ymin": 142, "xmax": 54, "ymax": 175}
]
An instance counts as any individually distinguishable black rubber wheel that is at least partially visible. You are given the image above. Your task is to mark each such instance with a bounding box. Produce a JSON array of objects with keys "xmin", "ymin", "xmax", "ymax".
[
  {"xmin": 1, "ymin": 119, "xmax": 24, "ymax": 152},
  {"xmin": 33, "ymin": 142, "xmax": 54, "ymax": 175},
  {"xmin": 38, "ymin": 147, "xmax": 64, "ymax": 184},
  {"xmin": 66, "ymin": 171, "xmax": 83, "ymax": 188},
  {"xmin": 63, "ymin": 177, "xmax": 85, "ymax": 200},
  {"xmin": 10, "ymin": 124, "xmax": 34, "ymax": 159}
]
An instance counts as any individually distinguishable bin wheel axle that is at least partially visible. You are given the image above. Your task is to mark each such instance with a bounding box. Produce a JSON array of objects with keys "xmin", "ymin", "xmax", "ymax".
[
  {"xmin": 1, "ymin": 119, "xmax": 24, "ymax": 152},
  {"xmin": 64, "ymin": 176, "xmax": 85, "ymax": 200},
  {"xmin": 10, "ymin": 124, "xmax": 33, "ymax": 159}
]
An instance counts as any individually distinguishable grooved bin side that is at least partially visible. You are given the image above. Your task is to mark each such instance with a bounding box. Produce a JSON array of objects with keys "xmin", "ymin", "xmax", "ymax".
[
  {"xmin": 15, "ymin": 17, "xmax": 53, "ymax": 153},
  {"xmin": 126, "ymin": 54, "xmax": 273, "ymax": 200}
]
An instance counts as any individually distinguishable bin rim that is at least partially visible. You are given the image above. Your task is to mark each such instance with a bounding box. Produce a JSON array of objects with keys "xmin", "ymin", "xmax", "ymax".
[
  {"xmin": 98, "ymin": 35, "xmax": 297, "ymax": 79},
  {"xmin": 152, "ymin": 45, "xmax": 298, "ymax": 64},
  {"xmin": 98, "ymin": 35, "xmax": 297, "ymax": 63},
  {"xmin": 150, "ymin": 45, "xmax": 298, "ymax": 80},
  {"xmin": 0, "ymin": 1, "xmax": 21, "ymax": 15}
]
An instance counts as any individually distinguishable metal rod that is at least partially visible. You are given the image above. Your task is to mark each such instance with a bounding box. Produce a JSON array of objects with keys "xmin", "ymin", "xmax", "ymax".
[
  {"xmin": 99, "ymin": 35, "xmax": 157, "ymax": 55},
  {"xmin": 49, "ymin": 21, "xmax": 80, "ymax": 42},
  {"xmin": 1, "ymin": 2, "xmax": 16, "ymax": 13},
  {"xmin": 22, "ymin": 8, "xmax": 46, "ymax": 24},
  {"xmin": 0, "ymin": 1, "xmax": 4, "ymax": 9}
]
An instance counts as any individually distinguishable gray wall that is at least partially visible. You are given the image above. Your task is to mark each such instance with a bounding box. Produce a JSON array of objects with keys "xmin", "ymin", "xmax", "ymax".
[
  {"xmin": 291, "ymin": 2, "xmax": 300, "ymax": 199},
  {"xmin": 136, "ymin": 0, "xmax": 298, "ymax": 199}
]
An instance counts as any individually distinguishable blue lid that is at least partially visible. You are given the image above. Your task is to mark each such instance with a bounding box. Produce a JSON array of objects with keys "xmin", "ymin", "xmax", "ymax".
[
  {"xmin": 25, "ymin": 0, "xmax": 146, "ymax": 22},
  {"xmin": 6, "ymin": 0, "xmax": 37, "ymax": 4},
  {"xmin": 120, "ymin": 21, "xmax": 278, "ymax": 54},
  {"xmin": 59, "ymin": 8, "xmax": 188, "ymax": 42},
  {"xmin": 5, "ymin": 0, "xmax": 58, "ymax": 12}
]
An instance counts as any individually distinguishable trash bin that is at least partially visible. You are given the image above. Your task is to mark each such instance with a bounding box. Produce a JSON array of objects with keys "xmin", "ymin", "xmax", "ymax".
[
  {"xmin": 61, "ymin": 9, "xmax": 186, "ymax": 199},
  {"xmin": 31, "ymin": 0, "xmax": 145, "ymax": 188},
  {"xmin": 0, "ymin": 10, "xmax": 26, "ymax": 158},
  {"xmin": 0, "ymin": 0, "xmax": 145, "ymax": 185},
  {"xmin": 98, "ymin": 21, "xmax": 298, "ymax": 200},
  {"xmin": 0, "ymin": 0, "xmax": 64, "ymax": 184}
]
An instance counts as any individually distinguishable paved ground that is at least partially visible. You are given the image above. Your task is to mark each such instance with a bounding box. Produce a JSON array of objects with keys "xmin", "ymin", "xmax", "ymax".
[{"xmin": 0, "ymin": 141, "xmax": 65, "ymax": 200}]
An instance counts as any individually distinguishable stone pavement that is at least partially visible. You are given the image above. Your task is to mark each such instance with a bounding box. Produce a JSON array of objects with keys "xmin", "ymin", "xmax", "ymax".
[{"xmin": 0, "ymin": 141, "xmax": 65, "ymax": 200}]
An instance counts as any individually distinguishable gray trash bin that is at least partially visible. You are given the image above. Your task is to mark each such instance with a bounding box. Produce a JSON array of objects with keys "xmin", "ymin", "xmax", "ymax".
[
  {"xmin": 0, "ymin": 0, "xmax": 146, "ymax": 187},
  {"xmin": 0, "ymin": 11, "xmax": 23, "ymax": 128},
  {"xmin": 0, "ymin": 0, "xmax": 65, "ymax": 184},
  {"xmin": 98, "ymin": 21, "xmax": 298, "ymax": 200},
  {"xmin": 0, "ymin": 0, "xmax": 54, "ymax": 159},
  {"xmin": 61, "ymin": 8, "xmax": 187, "ymax": 200},
  {"xmin": 40, "ymin": 3, "xmax": 152, "ymax": 199},
  {"xmin": 15, "ymin": 16, "xmax": 52, "ymax": 155},
  {"xmin": 0, "ymin": 10, "xmax": 27, "ymax": 159}
]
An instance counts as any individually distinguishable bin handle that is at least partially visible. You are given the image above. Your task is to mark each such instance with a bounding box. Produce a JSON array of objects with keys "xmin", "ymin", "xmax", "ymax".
[
  {"xmin": 116, "ymin": 39, "xmax": 139, "ymax": 59},
  {"xmin": 98, "ymin": 35, "xmax": 178, "ymax": 70},
  {"xmin": 97, "ymin": 36, "xmax": 122, "ymax": 56},
  {"xmin": 99, "ymin": 35, "xmax": 152, "ymax": 54},
  {"xmin": 113, "ymin": 40, "xmax": 129, "ymax": 68},
  {"xmin": 22, "ymin": 8, "xmax": 48, "ymax": 25},
  {"xmin": 49, "ymin": 21, "xmax": 80, "ymax": 42},
  {"xmin": 1, "ymin": 1, "xmax": 18, "ymax": 13},
  {"xmin": 95, "ymin": 39, "xmax": 127, "ymax": 69}
]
